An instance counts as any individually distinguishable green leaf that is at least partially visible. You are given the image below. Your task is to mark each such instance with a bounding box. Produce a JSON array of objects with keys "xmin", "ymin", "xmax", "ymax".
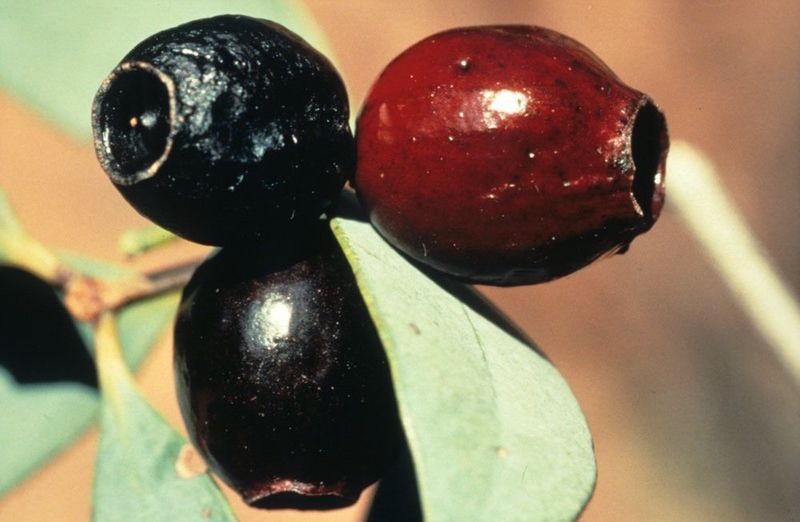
[
  {"xmin": 118, "ymin": 226, "xmax": 178, "ymax": 258},
  {"xmin": 0, "ymin": 373, "xmax": 98, "ymax": 493},
  {"xmin": 332, "ymin": 216, "xmax": 596, "ymax": 522},
  {"xmin": 0, "ymin": 255, "xmax": 179, "ymax": 496},
  {"xmin": 92, "ymin": 314, "xmax": 235, "ymax": 522},
  {"xmin": 0, "ymin": 0, "xmax": 334, "ymax": 141}
]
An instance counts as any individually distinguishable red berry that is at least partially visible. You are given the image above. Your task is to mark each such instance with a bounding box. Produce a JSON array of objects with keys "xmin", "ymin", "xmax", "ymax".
[{"xmin": 355, "ymin": 26, "xmax": 668, "ymax": 285}]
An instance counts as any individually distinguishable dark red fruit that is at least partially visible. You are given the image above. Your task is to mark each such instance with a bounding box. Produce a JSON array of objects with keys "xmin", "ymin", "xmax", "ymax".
[
  {"xmin": 173, "ymin": 233, "xmax": 402, "ymax": 509},
  {"xmin": 92, "ymin": 15, "xmax": 353, "ymax": 246},
  {"xmin": 355, "ymin": 26, "xmax": 669, "ymax": 285}
]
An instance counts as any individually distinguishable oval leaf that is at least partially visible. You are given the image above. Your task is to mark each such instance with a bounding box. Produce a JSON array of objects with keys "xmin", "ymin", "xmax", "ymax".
[
  {"xmin": 0, "ymin": 0, "xmax": 333, "ymax": 141},
  {"xmin": 0, "ymin": 254, "xmax": 179, "ymax": 496},
  {"xmin": 92, "ymin": 314, "xmax": 235, "ymax": 522},
  {"xmin": 332, "ymin": 216, "xmax": 596, "ymax": 521}
]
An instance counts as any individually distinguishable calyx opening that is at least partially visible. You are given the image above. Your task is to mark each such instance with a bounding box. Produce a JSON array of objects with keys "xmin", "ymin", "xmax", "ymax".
[
  {"xmin": 249, "ymin": 491, "xmax": 355, "ymax": 511},
  {"xmin": 243, "ymin": 479, "xmax": 357, "ymax": 511},
  {"xmin": 630, "ymin": 99, "xmax": 668, "ymax": 221},
  {"xmin": 93, "ymin": 64, "xmax": 174, "ymax": 185}
]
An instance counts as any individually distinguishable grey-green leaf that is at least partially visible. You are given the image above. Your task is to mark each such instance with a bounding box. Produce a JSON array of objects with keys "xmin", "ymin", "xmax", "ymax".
[
  {"xmin": 0, "ymin": 374, "xmax": 98, "ymax": 494},
  {"xmin": 332, "ymin": 216, "xmax": 596, "ymax": 522},
  {"xmin": 0, "ymin": 0, "xmax": 334, "ymax": 142},
  {"xmin": 92, "ymin": 315, "xmax": 235, "ymax": 522},
  {"xmin": 0, "ymin": 255, "xmax": 179, "ymax": 496}
]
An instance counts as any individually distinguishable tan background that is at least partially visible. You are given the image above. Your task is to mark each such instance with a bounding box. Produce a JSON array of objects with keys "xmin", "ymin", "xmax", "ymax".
[{"xmin": 1, "ymin": 1, "xmax": 799, "ymax": 520}]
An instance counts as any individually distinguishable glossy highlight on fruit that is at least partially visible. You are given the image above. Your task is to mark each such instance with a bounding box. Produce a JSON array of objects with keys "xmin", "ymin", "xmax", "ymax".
[
  {"xmin": 173, "ymin": 233, "xmax": 402, "ymax": 509},
  {"xmin": 92, "ymin": 15, "xmax": 353, "ymax": 246},
  {"xmin": 355, "ymin": 25, "xmax": 669, "ymax": 285}
]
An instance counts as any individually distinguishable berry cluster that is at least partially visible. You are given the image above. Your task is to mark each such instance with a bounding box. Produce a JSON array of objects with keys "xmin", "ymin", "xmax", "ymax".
[{"xmin": 92, "ymin": 14, "xmax": 668, "ymax": 508}]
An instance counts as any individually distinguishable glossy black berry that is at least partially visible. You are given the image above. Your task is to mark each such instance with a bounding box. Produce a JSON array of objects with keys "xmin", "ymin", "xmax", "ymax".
[
  {"xmin": 173, "ymin": 232, "xmax": 402, "ymax": 508},
  {"xmin": 92, "ymin": 15, "xmax": 353, "ymax": 246},
  {"xmin": 0, "ymin": 267, "xmax": 96, "ymax": 389}
]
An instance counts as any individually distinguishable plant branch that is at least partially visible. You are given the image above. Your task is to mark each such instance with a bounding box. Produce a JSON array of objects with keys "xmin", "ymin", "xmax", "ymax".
[
  {"xmin": 1, "ymin": 188, "xmax": 199, "ymax": 322},
  {"xmin": 64, "ymin": 259, "xmax": 199, "ymax": 323},
  {"xmin": 668, "ymin": 141, "xmax": 800, "ymax": 384}
]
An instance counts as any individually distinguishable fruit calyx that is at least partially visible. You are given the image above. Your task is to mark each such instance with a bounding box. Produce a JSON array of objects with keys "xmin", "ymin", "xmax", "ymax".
[
  {"xmin": 92, "ymin": 61, "xmax": 176, "ymax": 186},
  {"xmin": 629, "ymin": 97, "xmax": 669, "ymax": 223},
  {"xmin": 243, "ymin": 478, "xmax": 359, "ymax": 510}
]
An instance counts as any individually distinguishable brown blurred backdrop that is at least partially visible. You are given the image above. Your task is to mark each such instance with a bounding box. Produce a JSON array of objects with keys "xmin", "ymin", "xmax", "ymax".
[{"xmin": 1, "ymin": 1, "xmax": 798, "ymax": 521}]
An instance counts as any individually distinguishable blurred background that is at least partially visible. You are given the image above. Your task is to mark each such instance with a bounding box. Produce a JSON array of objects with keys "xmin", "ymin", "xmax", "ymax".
[{"xmin": 1, "ymin": 1, "xmax": 798, "ymax": 520}]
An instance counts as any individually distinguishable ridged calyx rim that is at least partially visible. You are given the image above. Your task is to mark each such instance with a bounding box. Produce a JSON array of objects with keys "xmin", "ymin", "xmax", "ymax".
[
  {"xmin": 625, "ymin": 95, "xmax": 669, "ymax": 224},
  {"xmin": 91, "ymin": 61, "xmax": 178, "ymax": 186},
  {"xmin": 241, "ymin": 477, "xmax": 358, "ymax": 510}
]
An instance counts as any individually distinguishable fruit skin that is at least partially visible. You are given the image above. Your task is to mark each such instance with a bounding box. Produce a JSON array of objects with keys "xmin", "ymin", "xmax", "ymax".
[
  {"xmin": 173, "ymin": 233, "xmax": 402, "ymax": 509},
  {"xmin": 355, "ymin": 25, "xmax": 669, "ymax": 285},
  {"xmin": 92, "ymin": 15, "xmax": 353, "ymax": 246}
]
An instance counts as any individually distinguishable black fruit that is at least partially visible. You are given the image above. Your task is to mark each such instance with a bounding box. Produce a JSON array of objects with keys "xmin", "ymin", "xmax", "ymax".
[
  {"xmin": 92, "ymin": 15, "xmax": 353, "ymax": 246},
  {"xmin": 173, "ymin": 233, "xmax": 402, "ymax": 508},
  {"xmin": 0, "ymin": 267, "xmax": 96, "ymax": 388}
]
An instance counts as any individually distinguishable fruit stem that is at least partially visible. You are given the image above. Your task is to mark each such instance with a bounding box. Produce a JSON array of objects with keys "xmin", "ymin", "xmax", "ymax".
[
  {"xmin": 64, "ymin": 259, "xmax": 198, "ymax": 323},
  {"xmin": 94, "ymin": 312, "xmax": 133, "ymax": 403},
  {"xmin": 669, "ymin": 141, "xmax": 800, "ymax": 384}
]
